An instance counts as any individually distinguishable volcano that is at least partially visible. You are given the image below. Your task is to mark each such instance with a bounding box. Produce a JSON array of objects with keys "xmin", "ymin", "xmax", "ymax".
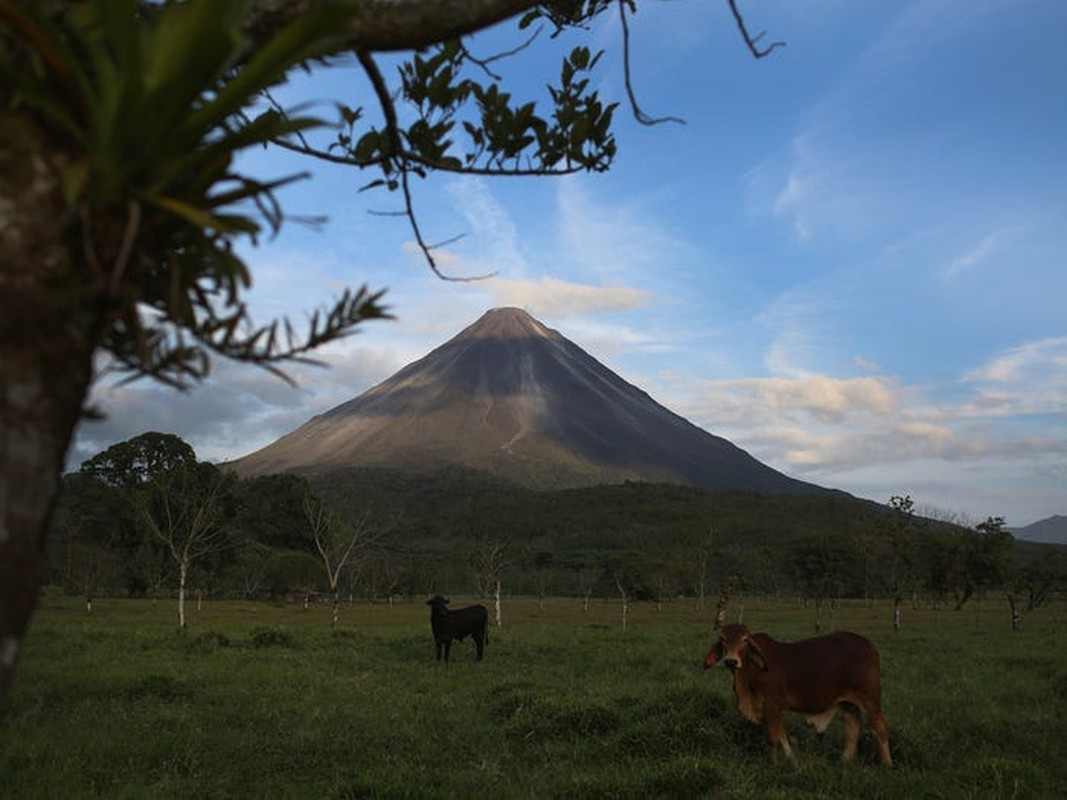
[{"xmin": 230, "ymin": 307, "xmax": 833, "ymax": 494}]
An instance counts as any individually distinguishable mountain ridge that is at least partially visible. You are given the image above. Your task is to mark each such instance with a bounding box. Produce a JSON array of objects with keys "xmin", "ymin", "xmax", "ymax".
[{"xmin": 1010, "ymin": 514, "xmax": 1067, "ymax": 545}]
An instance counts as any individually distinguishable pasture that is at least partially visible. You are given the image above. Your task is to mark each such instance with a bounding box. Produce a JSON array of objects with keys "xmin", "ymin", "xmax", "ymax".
[{"xmin": 2, "ymin": 595, "xmax": 1065, "ymax": 799}]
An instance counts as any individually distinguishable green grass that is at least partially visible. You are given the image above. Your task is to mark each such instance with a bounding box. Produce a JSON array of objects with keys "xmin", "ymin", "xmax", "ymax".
[{"xmin": 2, "ymin": 596, "xmax": 1065, "ymax": 798}]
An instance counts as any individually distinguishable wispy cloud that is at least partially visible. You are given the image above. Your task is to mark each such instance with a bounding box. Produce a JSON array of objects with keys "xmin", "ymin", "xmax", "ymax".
[
  {"xmin": 854, "ymin": 355, "xmax": 881, "ymax": 372},
  {"xmin": 962, "ymin": 336, "xmax": 1067, "ymax": 416},
  {"xmin": 556, "ymin": 178, "xmax": 693, "ymax": 282},
  {"xmin": 484, "ymin": 276, "xmax": 649, "ymax": 317},
  {"xmin": 439, "ymin": 177, "xmax": 527, "ymax": 277},
  {"xmin": 940, "ymin": 226, "xmax": 1017, "ymax": 280}
]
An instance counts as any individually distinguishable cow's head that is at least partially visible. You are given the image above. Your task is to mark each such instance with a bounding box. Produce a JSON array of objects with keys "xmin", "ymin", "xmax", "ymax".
[
  {"xmin": 426, "ymin": 595, "xmax": 450, "ymax": 610},
  {"xmin": 704, "ymin": 623, "xmax": 767, "ymax": 672}
]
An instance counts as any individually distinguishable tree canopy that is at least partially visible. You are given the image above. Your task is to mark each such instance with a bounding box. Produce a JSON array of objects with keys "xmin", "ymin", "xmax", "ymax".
[{"xmin": 0, "ymin": 0, "xmax": 781, "ymax": 717}]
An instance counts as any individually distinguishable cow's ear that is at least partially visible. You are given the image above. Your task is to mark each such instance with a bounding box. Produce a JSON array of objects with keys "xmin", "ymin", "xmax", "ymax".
[
  {"xmin": 704, "ymin": 641, "xmax": 722, "ymax": 668},
  {"xmin": 746, "ymin": 637, "xmax": 769, "ymax": 671}
]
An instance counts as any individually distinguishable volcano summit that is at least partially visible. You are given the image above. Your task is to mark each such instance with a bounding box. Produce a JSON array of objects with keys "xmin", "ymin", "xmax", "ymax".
[{"xmin": 230, "ymin": 307, "xmax": 833, "ymax": 495}]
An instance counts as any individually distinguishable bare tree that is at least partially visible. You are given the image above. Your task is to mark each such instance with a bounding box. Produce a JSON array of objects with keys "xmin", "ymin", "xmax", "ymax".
[
  {"xmin": 615, "ymin": 576, "xmax": 629, "ymax": 631},
  {"xmin": 232, "ymin": 540, "xmax": 275, "ymax": 600},
  {"xmin": 471, "ymin": 539, "xmax": 509, "ymax": 626},
  {"xmin": 302, "ymin": 492, "xmax": 380, "ymax": 630},
  {"xmin": 882, "ymin": 495, "xmax": 917, "ymax": 632},
  {"xmin": 139, "ymin": 463, "xmax": 233, "ymax": 629}
]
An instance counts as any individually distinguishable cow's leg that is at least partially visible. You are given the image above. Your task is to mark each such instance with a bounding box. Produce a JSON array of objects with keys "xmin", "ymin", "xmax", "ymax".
[
  {"xmin": 435, "ymin": 640, "xmax": 443, "ymax": 661},
  {"xmin": 475, "ymin": 632, "xmax": 485, "ymax": 661},
  {"xmin": 443, "ymin": 639, "xmax": 452, "ymax": 663},
  {"xmin": 839, "ymin": 705, "xmax": 862, "ymax": 762},
  {"xmin": 766, "ymin": 713, "xmax": 793, "ymax": 763},
  {"xmin": 868, "ymin": 710, "xmax": 892, "ymax": 767}
]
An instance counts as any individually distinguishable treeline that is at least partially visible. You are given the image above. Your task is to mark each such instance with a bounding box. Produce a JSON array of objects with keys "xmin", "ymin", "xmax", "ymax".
[{"xmin": 48, "ymin": 433, "xmax": 1065, "ymax": 625}]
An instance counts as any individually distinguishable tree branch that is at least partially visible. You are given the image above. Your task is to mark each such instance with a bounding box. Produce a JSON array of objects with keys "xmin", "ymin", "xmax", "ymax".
[
  {"xmin": 245, "ymin": 0, "xmax": 543, "ymax": 54},
  {"xmin": 619, "ymin": 0, "xmax": 684, "ymax": 126},
  {"xmin": 727, "ymin": 0, "xmax": 786, "ymax": 59},
  {"xmin": 356, "ymin": 49, "xmax": 497, "ymax": 282}
]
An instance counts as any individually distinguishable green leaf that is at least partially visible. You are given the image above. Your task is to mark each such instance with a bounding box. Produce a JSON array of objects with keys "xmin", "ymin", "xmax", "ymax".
[
  {"xmin": 190, "ymin": 4, "xmax": 353, "ymax": 135},
  {"xmin": 147, "ymin": 195, "xmax": 231, "ymax": 235}
]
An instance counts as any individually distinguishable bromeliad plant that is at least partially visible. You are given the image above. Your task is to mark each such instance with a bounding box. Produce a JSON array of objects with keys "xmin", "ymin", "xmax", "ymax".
[
  {"xmin": 1, "ymin": 0, "xmax": 388, "ymax": 387},
  {"xmin": 0, "ymin": 0, "xmax": 785, "ymax": 723}
]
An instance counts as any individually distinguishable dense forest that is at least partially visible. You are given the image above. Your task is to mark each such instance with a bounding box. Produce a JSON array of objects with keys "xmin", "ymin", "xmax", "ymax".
[{"xmin": 48, "ymin": 433, "xmax": 1065, "ymax": 625}]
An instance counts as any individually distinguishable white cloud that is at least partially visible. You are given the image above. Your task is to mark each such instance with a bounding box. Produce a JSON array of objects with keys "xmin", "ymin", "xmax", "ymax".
[
  {"xmin": 484, "ymin": 276, "xmax": 649, "ymax": 318},
  {"xmin": 682, "ymin": 374, "xmax": 900, "ymax": 430},
  {"xmin": 657, "ymin": 334, "xmax": 1066, "ymax": 519},
  {"xmin": 963, "ymin": 336, "xmax": 1067, "ymax": 416},
  {"xmin": 966, "ymin": 336, "xmax": 1067, "ymax": 385},
  {"xmin": 72, "ymin": 339, "xmax": 406, "ymax": 469}
]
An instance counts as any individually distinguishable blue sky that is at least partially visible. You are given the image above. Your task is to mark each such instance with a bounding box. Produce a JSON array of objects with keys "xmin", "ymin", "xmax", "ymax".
[{"xmin": 74, "ymin": 0, "xmax": 1066, "ymax": 527}]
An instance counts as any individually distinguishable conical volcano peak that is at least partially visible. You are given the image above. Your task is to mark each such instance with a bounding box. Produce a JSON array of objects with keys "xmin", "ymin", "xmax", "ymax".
[
  {"xmin": 457, "ymin": 307, "xmax": 557, "ymax": 341},
  {"xmin": 230, "ymin": 307, "xmax": 836, "ymax": 497}
]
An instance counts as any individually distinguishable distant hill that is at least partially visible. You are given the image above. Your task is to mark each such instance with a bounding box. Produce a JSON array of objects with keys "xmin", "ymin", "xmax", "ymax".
[
  {"xmin": 1010, "ymin": 515, "xmax": 1067, "ymax": 545},
  {"xmin": 230, "ymin": 307, "xmax": 840, "ymax": 497}
]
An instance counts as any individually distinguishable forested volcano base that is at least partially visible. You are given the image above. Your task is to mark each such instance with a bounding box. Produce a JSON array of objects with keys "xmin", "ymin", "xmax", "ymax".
[
  {"xmin": 3, "ymin": 597, "xmax": 1065, "ymax": 798},
  {"xmin": 49, "ymin": 464, "xmax": 1065, "ymax": 612}
]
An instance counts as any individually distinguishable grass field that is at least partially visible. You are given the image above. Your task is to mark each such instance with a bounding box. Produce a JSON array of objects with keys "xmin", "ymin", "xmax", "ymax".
[{"xmin": 2, "ymin": 594, "xmax": 1065, "ymax": 798}]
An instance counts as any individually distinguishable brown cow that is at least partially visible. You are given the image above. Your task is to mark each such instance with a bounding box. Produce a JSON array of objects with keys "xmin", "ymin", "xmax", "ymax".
[{"xmin": 704, "ymin": 623, "xmax": 892, "ymax": 766}]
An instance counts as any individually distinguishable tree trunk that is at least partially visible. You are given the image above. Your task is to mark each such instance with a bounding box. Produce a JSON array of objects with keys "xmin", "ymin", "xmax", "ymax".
[
  {"xmin": 84, "ymin": 575, "xmax": 93, "ymax": 616},
  {"xmin": 1, "ymin": 112, "xmax": 98, "ymax": 719},
  {"xmin": 713, "ymin": 585, "xmax": 730, "ymax": 630},
  {"xmin": 1007, "ymin": 594, "xmax": 1022, "ymax": 632},
  {"xmin": 332, "ymin": 587, "xmax": 340, "ymax": 631},
  {"xmin": 494, "ymin": 579, "xmax": 502, "ymax": 627},
  {"xmin": 178, "ymin": 559, "xmax": 189, "ymax": 629},
  {"xmin": 616, "ymin": 579, "xmax": 628, "ymax": 631}
]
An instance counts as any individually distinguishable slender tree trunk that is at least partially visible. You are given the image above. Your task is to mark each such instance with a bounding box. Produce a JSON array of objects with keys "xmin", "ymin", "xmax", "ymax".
[
  {"xmin": 1007, "ymin": 594, "xmax": 1022, "ymax": 632},
  {"xmin": 713, "ymin": 585, "xmax": 730, "ymax": 630},
  {"xmin": 178, "ymin": 559, "xmax": 189, "ymax": 629},
  {"xmin": 494, "ymin": 579, "xmax": 502, "ymax": 627},
  {"xmin": 332, "ymin": 586, "xmax": 340, "ymax": 631},
  {"xmin": 84, "ymin": 573, "xmax": 93, "ymax": 616},
  {"xmin": 616, "ymin": 579, "xmax": 628, "ymax": 631}
]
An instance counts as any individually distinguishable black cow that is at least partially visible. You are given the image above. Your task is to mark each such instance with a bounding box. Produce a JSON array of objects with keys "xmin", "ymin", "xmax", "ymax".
[{"xmin": 426, "ymin": 595, "xmax": 489, "ymax": 662}]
